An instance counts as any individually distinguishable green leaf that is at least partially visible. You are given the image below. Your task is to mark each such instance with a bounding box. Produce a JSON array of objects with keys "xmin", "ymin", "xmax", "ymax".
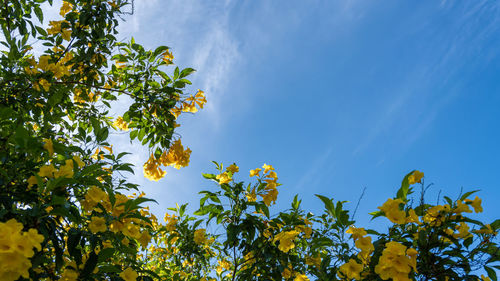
[
  {"xmin": 174, "ymin": 67, "xmax": 180, "ymax": 80},
  {"xmin": 153, "ymin": 45, "xmax": 169, "ymax": 57},
  {"xmin": 35, "ymin": 26, "xmax": 47, "ymax": 36},
  {"xmin": 98, "ymin": 248, "xmax": 115, "ymax": 262},
  {"xmin": 202, "ymin": 173, "xmax": 216, "ymax": 180},
  {"xmin": 116, "ymin": 163, "xmax": 134, "ymax": 174},
  {"xmin": 460, "ymin": 190, "xmax": 480, "ymax": 201},
  {"xmin": 34, "ymin": 5, "xmax": 44, "ymax": 22},
  {"xmin": 14, "ymin": 125, "xmax": 30, "ymax": 148},
  {"xmin": 98, "ymin": 264, "xmax": 121, "ymax": 273},
  {"xmin": 369, "ymin": 210, "xmax": 384, "ymax": 220},
  {"xmin": 179, "ymin": 68, "xmax": 196, "ymax": 78},
  {"xmin": 491, "ymin": 219, "xmax": 500, "ymax": 230},
  {"xmin": 67, "ymin": 228, "xmax": 82, "ymax": 264},
  {"xmin": 396, "ymin": 170, "xmax": 414, "ymax": 201},
  {"xmin": 81, "ymin": 251, "xmax": 98, "ymax": 278},
  {"xmin": 315, "ymin": 194, "xmax": 336, "ymax": 218},
  {"xmin": 485, "ymin": 266, "xmax": 497, "ymax": 281},
  {"xmin": 291, "ymin": 194, "xmax": 301, "ymax": 210},
  {"xmin": 130, "ymin": 129, "xmax": 138, "ymax": 140}
]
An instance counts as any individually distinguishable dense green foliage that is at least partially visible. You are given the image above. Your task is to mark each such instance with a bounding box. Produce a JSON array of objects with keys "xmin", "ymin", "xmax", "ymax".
[{"xmin": 0, "ymin": 1, "xmax": 498, "ymax": 280}]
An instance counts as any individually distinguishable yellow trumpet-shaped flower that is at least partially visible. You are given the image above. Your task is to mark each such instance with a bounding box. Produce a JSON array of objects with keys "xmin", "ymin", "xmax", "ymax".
[
  {"xmin": 408, "ymin": 170, "xmax": 424, "ymax": 184},
  {"xmin": 119, "ymin": 267, "xmax": 138, "ymax": 281},
  {"xmin": 338, "ymin": 259, "xmax": 363, "ymax": 280},
  {"xmin": 464, "ymin": 196, "xmax": 483, "ymax": 213}
]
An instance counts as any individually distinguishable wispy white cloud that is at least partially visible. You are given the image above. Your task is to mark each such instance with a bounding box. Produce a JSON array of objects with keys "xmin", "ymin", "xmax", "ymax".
[
  {"xmin": 110, "ymin": 1, "xmax": 242, "ymax": 213},
  {"xmin": 353, "ymin": 1, "xmax": 500, "ymax": 157},
  {"xmin": 119, "ymin": 0, "xmax": 240, "ymax": 130}
]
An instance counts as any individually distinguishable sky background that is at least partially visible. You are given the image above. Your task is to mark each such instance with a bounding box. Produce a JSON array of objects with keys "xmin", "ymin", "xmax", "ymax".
[{"xmin": 101, "ymin": 0, "xmax": 500, "ymax": 230}]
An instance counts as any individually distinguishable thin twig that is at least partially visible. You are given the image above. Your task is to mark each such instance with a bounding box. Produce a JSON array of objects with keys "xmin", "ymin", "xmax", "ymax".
[{"xmin": 352, "ymin": 186, "xmax": 366, "ymax": 220}]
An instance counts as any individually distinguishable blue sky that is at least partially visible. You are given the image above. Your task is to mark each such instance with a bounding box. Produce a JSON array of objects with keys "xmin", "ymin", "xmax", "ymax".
[{"xmin": 111, "ymin": 0, "xmax": 500, "ymax": 229}]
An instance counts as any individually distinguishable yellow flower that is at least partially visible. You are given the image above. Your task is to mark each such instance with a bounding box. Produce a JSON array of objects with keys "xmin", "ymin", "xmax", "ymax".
[
  {"xmin": 261, "ymin": 187, "xmax": 278, "ymax": 206},
  {"xmin": 294, "ymin": 273, "xmax": 309, "ymax": 281},
  {"xmin": 121, "ymin": 237, "xmax": 129, "ymax": 246},
  {"xmin": 38, "ymin": 164, "xmax": 57, "ymax": 178},
  {"xmin": 102, "ymin": 240, "xmax": 112, "ymax": 248},
  {"xmin": 250, "ymin": 168, "xmax": 261, "ymax": 177},
  {"xmin": 47, "ymin": 20, "xmax": 62, "ymax": 35},
  {"xmin": 194, "ymin": 90, "xmax": 207, "ymax": 108},
  {"xmin": 226, "ymin": 164, "xmax": 239, "ymax": 173},
  {"xmin": 89, "ymin": 217, "xmax": 107, "ymax": 233},
  {"xmin": 158, "ymin": 139, "xmax": 191, "ymax": 169},
  {"xmin": 406, "ymin": 248, "xmax": 418, "ymax": 272},
  {"xmin": 355, "ymin": 236, "xmax": 374, "ymax": 253},
  {"xmin": 54, "ymin": 159, "xmax": 74, "ymax": 178},
  {"xmin": 60, "ymin": 269, "xmax": 78, "ymax": 281},
  {"xmin": 72, "ymin": 156, "xmax": 85, "ymax": 168},
  {"xmin": 346, "ymin": 226, "xmax": 367, "ymax": 240},
  {"xmin": 454, "ymin": 222, "xmax": 472, "ymax": 239},
  {"xmin": 378, "ymin": 198, "xmax": 406, "ymax": 224},
  {"xmin": 454, "ymin": 200, "xmax": 472, "ymax": 214},
  {"xmin": 37, "ymin": 55, "xmax": 50, "ymax": 70},
  {"xmin": 170, "ymin": 106, "xmax": 182, "ymax": 119},
  {"xmin": 112, "ymin": 194, "xmax": 129, "ymax": 217},
  {"xmin": 482, "ymin": 274, "xmax": 492, "ymax": 281},
  {"xmin": 143, "ymin": 156, "xmax": 166, "ymax": 181},
  {"xmin": 216, "ymin": 260, "xmax": 231, "ymax": 275},
  {"xmin": 262, "ymin": 163, "xmax": 274, "ymax": 174},
  {"xmin": 246, "ymin": 188, "xmax": 257, "ymax": 202},
  {"xmin": 193, "ymin": 229, "xmax": 206, "ymax": 245},
  {"xmin": 138, "ymin": 231, "xmax": 151, "ymax": 249},
  {"xmin": 266, "ymin": 172, "xmax": 277, "ymax": 182},
  {"xmin": 464, "ymin": 196, "xmax": 483, "ymax": 213},
  {"xmin": 119, "ymin": 267, "xmax": 138, "ymax": 281},
  {"xmin": 305, "ymin": 255, "xmax": 322, "ymax": 268},
  {"xmin": 43, "ymin": 138, "xmax": 54, "ymax": 156},
  {"xmin": 295, "ymin": 225, "xmax": 312, "ymax": 238},
  {"xmin": 282, "ymin": 267, "xmax": 292, "ymax": 279},
  {"xmin": 181, "ymin": 100, "xmax": 198, "ymax": 113},
  {"xmin": 162, "ymin": 49, "xmax": 174, "ymax": 64},
  {"xmin": 338, "ymin": 259, "xmax": 363, "ymax": 280},
  {"xmin": 216, "ymin": 172, "xmax": 232, "ymax": 184},
  {"xmin": 60, "ymin": 1, "xmax": 73, "ymax": 16},
  {"xmin": 27, "ymin": 176, "xmax": 38, "ymax": 188},
  {"xmin": 408, "ymin": 170, "xmax": 424, "ymax": 184},
  {"xmin": 36, "ymin": 78, "xmax": 51, "ymax": 91},
  {"xmin": 0, "ymin": 219, "xmax": 43, "ymax": 280},
  {"xmin": 274, "ymin": 230, "xmax": 299, "ymax": 253},
  {"xmin": 473, "ymin": 224, "xmax": 497, "ymax": 235},
  {"xmin": 113, "ymin": 116, "xmax": 129, "ymax": 131},
  {"xmin": 406, "ymin": 209, "xmax": 420, "ymax": 224},
  {"xmin": 374, "ymin": 242, "xmax": 416, "ymax": 281},
  {"xmin": 61, "ymin": 28, "xmax": 72, "ymax": 41}
]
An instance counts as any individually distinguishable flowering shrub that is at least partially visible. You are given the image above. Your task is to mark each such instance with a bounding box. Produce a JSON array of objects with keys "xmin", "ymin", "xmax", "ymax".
[{"xmin": 0, "ymin": 0, "xmax": 498, "ymax": 280}]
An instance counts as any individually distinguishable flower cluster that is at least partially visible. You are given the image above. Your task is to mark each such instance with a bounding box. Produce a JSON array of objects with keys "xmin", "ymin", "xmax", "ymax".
[
  {"xmin": 337, "ymin": 226, "xmax": 374, "ymax": 280},
  {"xmin": 215, "ymin": 163, "xmax": 239, "ymax": 185},
  {"xmin": 170, "ymin": 90, "xmax": 207, "ymax": 118},
  {"xmin": 274, "ymin": 230, "xmax": 300, "ymax": 253},
  {"xmin": 378, "ymin": 198, "xmax": 407, "ymax": 224},
  {"xmin": 245, "ymin": 163, "xmax": 280, "ymax": 206},
  {"xmin": 0, "ymin": 219, "xmax": 44, "ymax": 281},
  {"xmin": 113, "ymin": 116, "xmax": 129, "ymax": 131},
  {"xmin": 143, "ymin": 139, "xmax": 192, "ymax": 181},
  {"xmin": 374, "ymin": 242, "xmax": 418, "ymax": 281}
]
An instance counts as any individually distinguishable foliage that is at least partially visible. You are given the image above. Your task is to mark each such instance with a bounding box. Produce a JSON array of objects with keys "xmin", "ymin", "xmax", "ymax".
[{"xmin": 0, "ymin": 1, "xmax": 498, "ymax": 281}]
